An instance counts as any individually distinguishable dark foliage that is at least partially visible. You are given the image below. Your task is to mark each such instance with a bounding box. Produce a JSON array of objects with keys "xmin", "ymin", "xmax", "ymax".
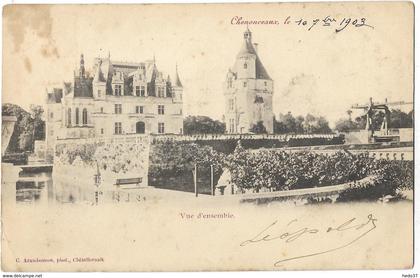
[
  {"xmin": 183, "ymin": 115, "xmax": 226, "ymax": 135},
  {"xmin": 274, "ymin": 112, "xmax": 331, "ymax": 134},
  {"xmin": 2, "ymin": 103, "xmax": 45, "ymax": 153},
  {"xmin": 250, "ymin": 121, "xmax": 267, "ymax": 134}
]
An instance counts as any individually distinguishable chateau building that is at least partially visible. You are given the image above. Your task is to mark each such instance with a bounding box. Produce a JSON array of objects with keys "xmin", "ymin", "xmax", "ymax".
[
  {"xmin": 46, "ymin": 54, "xmax": 183, "ymax": 152},
  {"xmin": 223, "ymin": 28, "xmax": 274, "ymax": 134}
]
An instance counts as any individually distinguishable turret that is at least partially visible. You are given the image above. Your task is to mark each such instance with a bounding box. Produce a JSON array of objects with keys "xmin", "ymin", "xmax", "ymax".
[
  {"xmin": 172, "ymin": 64, "xmax": 183, "ymax": 103},
  {"xmin": 93, "ymin": 59, "xmax": 106, "ymax": 100},
  {"xmin": 79, "ymin": 54, "xmax": 85, "ymax": 78}
]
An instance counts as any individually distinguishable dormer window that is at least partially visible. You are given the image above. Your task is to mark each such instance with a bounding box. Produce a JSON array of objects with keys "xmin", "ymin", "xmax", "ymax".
[
  {"xmin": 114, "ymin": 85, "xmax": 122, "ymax": 96},
  {"xmin": 158, "ymin": 87, "xmax": 165, "ymax": 97}
]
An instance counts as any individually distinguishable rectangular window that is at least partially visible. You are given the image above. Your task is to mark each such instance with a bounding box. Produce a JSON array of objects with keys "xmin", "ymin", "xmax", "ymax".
[
  {"xmin": 49, "ymin": 129, "xmax": 54, "ymax": 136},
  {"xmin": 114, "ymin": 85, "xmax": 122, "ymax": 96},
  {"xmin": 158, "ymin": 122, "xmax": 165, "ymax": 134},
  {"xmin": 100, "ymin": 107, "xmax": 104, "ymax": 113},
  {"xmin": 114, "ymin": 122, "xmax": 122, "ymax": 134},
  {"xmin": 135, "ymin": 86, "xmax": 140, "ymax": 96},
  {"xmin": 157, "ymin": 87, "xmax": 165, "ymax": 97},
  {"xmin": 243, "ymin": 82, "xmax": 247, "ymax": 88},
  {"xmin": 115, "ymin": 104, "xmax": 122, "ymax": 114},
  {"xmin": 229, "ymin": 119, "xmax": 235, "ymax": 133},
  {"xmin": 98, "ymin": 90, "xmax": 101, "ymax": 97},
  {"xmin": 101, "ymin": 128, "xmax": 104, "ymax": 134},
  {"xmin": 50, "ymin": 112, "xmax": 54, "ymax": 119},
  {"xmin": 229, "ymin": 99, "xmax": 234, "ymax": 111},
  {"xmin": 136, "ymin": 106, "xmax": 144, "ymax": 114},
  {"xmin": 158, "ymin": 105, "xmax": 165, "ymax": 115},
  {"xmin": 140, "ymin": 86, "xmax": 145, "ymax": 97}
]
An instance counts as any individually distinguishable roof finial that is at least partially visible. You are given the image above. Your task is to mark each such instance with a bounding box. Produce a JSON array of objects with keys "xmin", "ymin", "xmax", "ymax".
[
  {"xmin": 108, "ymin": 50, "xmax": 111, "ymax": 60},
  {"xmin": 153, "ymin": 53, "xmax": 156, "ymax": 65},
  {"xmin": 79, "ymin": 53, "xmax": 85, "ymax": 77}
]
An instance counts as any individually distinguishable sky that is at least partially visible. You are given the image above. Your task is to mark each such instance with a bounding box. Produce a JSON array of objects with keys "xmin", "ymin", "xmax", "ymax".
[{"xmin": 2, "ymin": 3, "xmax": 414, "ymax": 126}]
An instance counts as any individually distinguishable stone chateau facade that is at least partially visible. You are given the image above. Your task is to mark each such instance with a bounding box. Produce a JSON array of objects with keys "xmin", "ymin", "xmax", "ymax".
[
  {"xmin": 223, "ymin": 28, "xmax": 274, "ymax": 134},
  {"xmin": 46, "ymin": 54, "xmax": 183, "ymax": 153}
]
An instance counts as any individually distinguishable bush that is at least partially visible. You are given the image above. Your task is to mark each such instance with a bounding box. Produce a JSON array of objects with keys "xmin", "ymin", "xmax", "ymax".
[{"xmin": 225, "ymin": 144, "xmax": 413, "ymax": 199}]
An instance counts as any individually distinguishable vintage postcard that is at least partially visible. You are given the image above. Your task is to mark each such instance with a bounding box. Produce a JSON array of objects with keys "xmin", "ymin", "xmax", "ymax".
[{"xmin": 1, "ymin": 2, "xmax": 414, "ymax": 272}]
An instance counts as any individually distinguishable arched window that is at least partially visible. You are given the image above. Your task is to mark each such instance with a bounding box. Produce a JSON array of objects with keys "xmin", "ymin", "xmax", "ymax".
[
  {"xmin": 244, "ymin": 63, "xmax": 247, "ymax": 69},
  {"xmin": 75, "ymin": 108, "xmax": 80, "ymax": 125},
  {"xmin": 67, "ymin": 108, "xmax": 71, "ymax": 126},
  {"xmin": 82, "ymin": 108, "xmax": 88, "ymax": 125}
]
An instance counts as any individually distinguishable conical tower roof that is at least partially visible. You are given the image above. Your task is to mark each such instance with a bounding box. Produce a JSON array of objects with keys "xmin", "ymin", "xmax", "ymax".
[
  {"xmin": 174, "ymin": 64, "xmax": 183, "ymax": 87},
  {"xmin": 236, "ymin": 28, "xmax": 271, "ymax": 80}
]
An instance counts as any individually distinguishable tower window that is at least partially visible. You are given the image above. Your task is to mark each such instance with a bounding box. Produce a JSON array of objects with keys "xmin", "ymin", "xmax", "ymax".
[
  {"xmin": 229, "ymin": 99, "xmax": 234, "ymax": 111},
  {"xmin": 158, "ymin": 122, "xmax": 165, "ymax": 134},
  {"xmin": 229, "ymin": 118, "xmax": 235, "ymax": 133},
  {"xmin": 244, "ymin": 63, "xmax": 247, "ymax": 69}
]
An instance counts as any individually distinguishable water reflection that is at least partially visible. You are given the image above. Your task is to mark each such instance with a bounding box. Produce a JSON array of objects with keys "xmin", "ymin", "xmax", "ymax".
[{"xmin": 13, "ymin": 167, "xmax": 149, "ymax": 205}]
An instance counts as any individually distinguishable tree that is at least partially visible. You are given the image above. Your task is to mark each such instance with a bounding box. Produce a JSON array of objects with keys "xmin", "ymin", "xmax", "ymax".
[
  {"xmin": 1, "ymin": 103, "xmax": 45, "ymax": 153},
  {"xmin": 302, "ymin": 114, "xmax": 331, "ymax": 134},
  {"xmin": 349, "ymin": 109, "xmax": 413, "ymax": 131},
  {"xmin": 183, "ymin": 115, "xmax": 226, "ymax": 135},
  {"xmin": 30, "ymin": 104, "xmax": 45, "ymax": 141},
  {"xmin": 274, "ymin": 112, "xmax": 303, "ymax": 134},
  {"xmin": 250, "ymin": 121, "xmax": 267, "ymax": 134},
  {"xmin": 389, "ymin": 109, "xmax": 413, "ymax": 128},
  {"xmin": 335, "ymin": 119, "xmax": 359, "ymax": 132}
]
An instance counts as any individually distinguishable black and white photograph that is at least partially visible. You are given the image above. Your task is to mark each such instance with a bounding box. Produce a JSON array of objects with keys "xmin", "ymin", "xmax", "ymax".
[{"xmin": 0, "ymin": 2, "xmax": 415, "ymax": 274}]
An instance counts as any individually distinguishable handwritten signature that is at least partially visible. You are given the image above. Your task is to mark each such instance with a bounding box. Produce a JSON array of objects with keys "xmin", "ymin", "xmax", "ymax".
[{"xmin": 240, "ymin": 214, "xmax": 378, "ymax": 266}]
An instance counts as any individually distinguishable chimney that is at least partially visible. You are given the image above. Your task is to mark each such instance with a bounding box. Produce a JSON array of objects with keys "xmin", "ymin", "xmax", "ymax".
[{"xmin": 253, "ymin": 43, "xmax": 258, "ymax": 53}]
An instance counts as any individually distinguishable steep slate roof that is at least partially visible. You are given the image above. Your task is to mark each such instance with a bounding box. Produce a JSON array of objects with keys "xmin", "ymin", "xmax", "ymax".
[
  {"xmin": 69, "ymin": 55, "xmax": 177, "ymax": 98},
  {"xmin": 174, "ymin": 65, "xmax": 183, "ymax": 87},
  {"xmin": 236, "ymin": 30, "xmax": 271, "ymax": 80},
  {"xmin": 73, "ymin": 76, "xmax": 93, "ymax": 98},
  {"xmin": 93, "ymin": 60, "xmax": 106, "ymax": 82}
]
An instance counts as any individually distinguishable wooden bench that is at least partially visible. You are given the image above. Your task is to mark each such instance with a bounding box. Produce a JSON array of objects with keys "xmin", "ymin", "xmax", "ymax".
[{"xmin": 115, "ymin": 177, "xmax": 143, "ymax": 187}]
